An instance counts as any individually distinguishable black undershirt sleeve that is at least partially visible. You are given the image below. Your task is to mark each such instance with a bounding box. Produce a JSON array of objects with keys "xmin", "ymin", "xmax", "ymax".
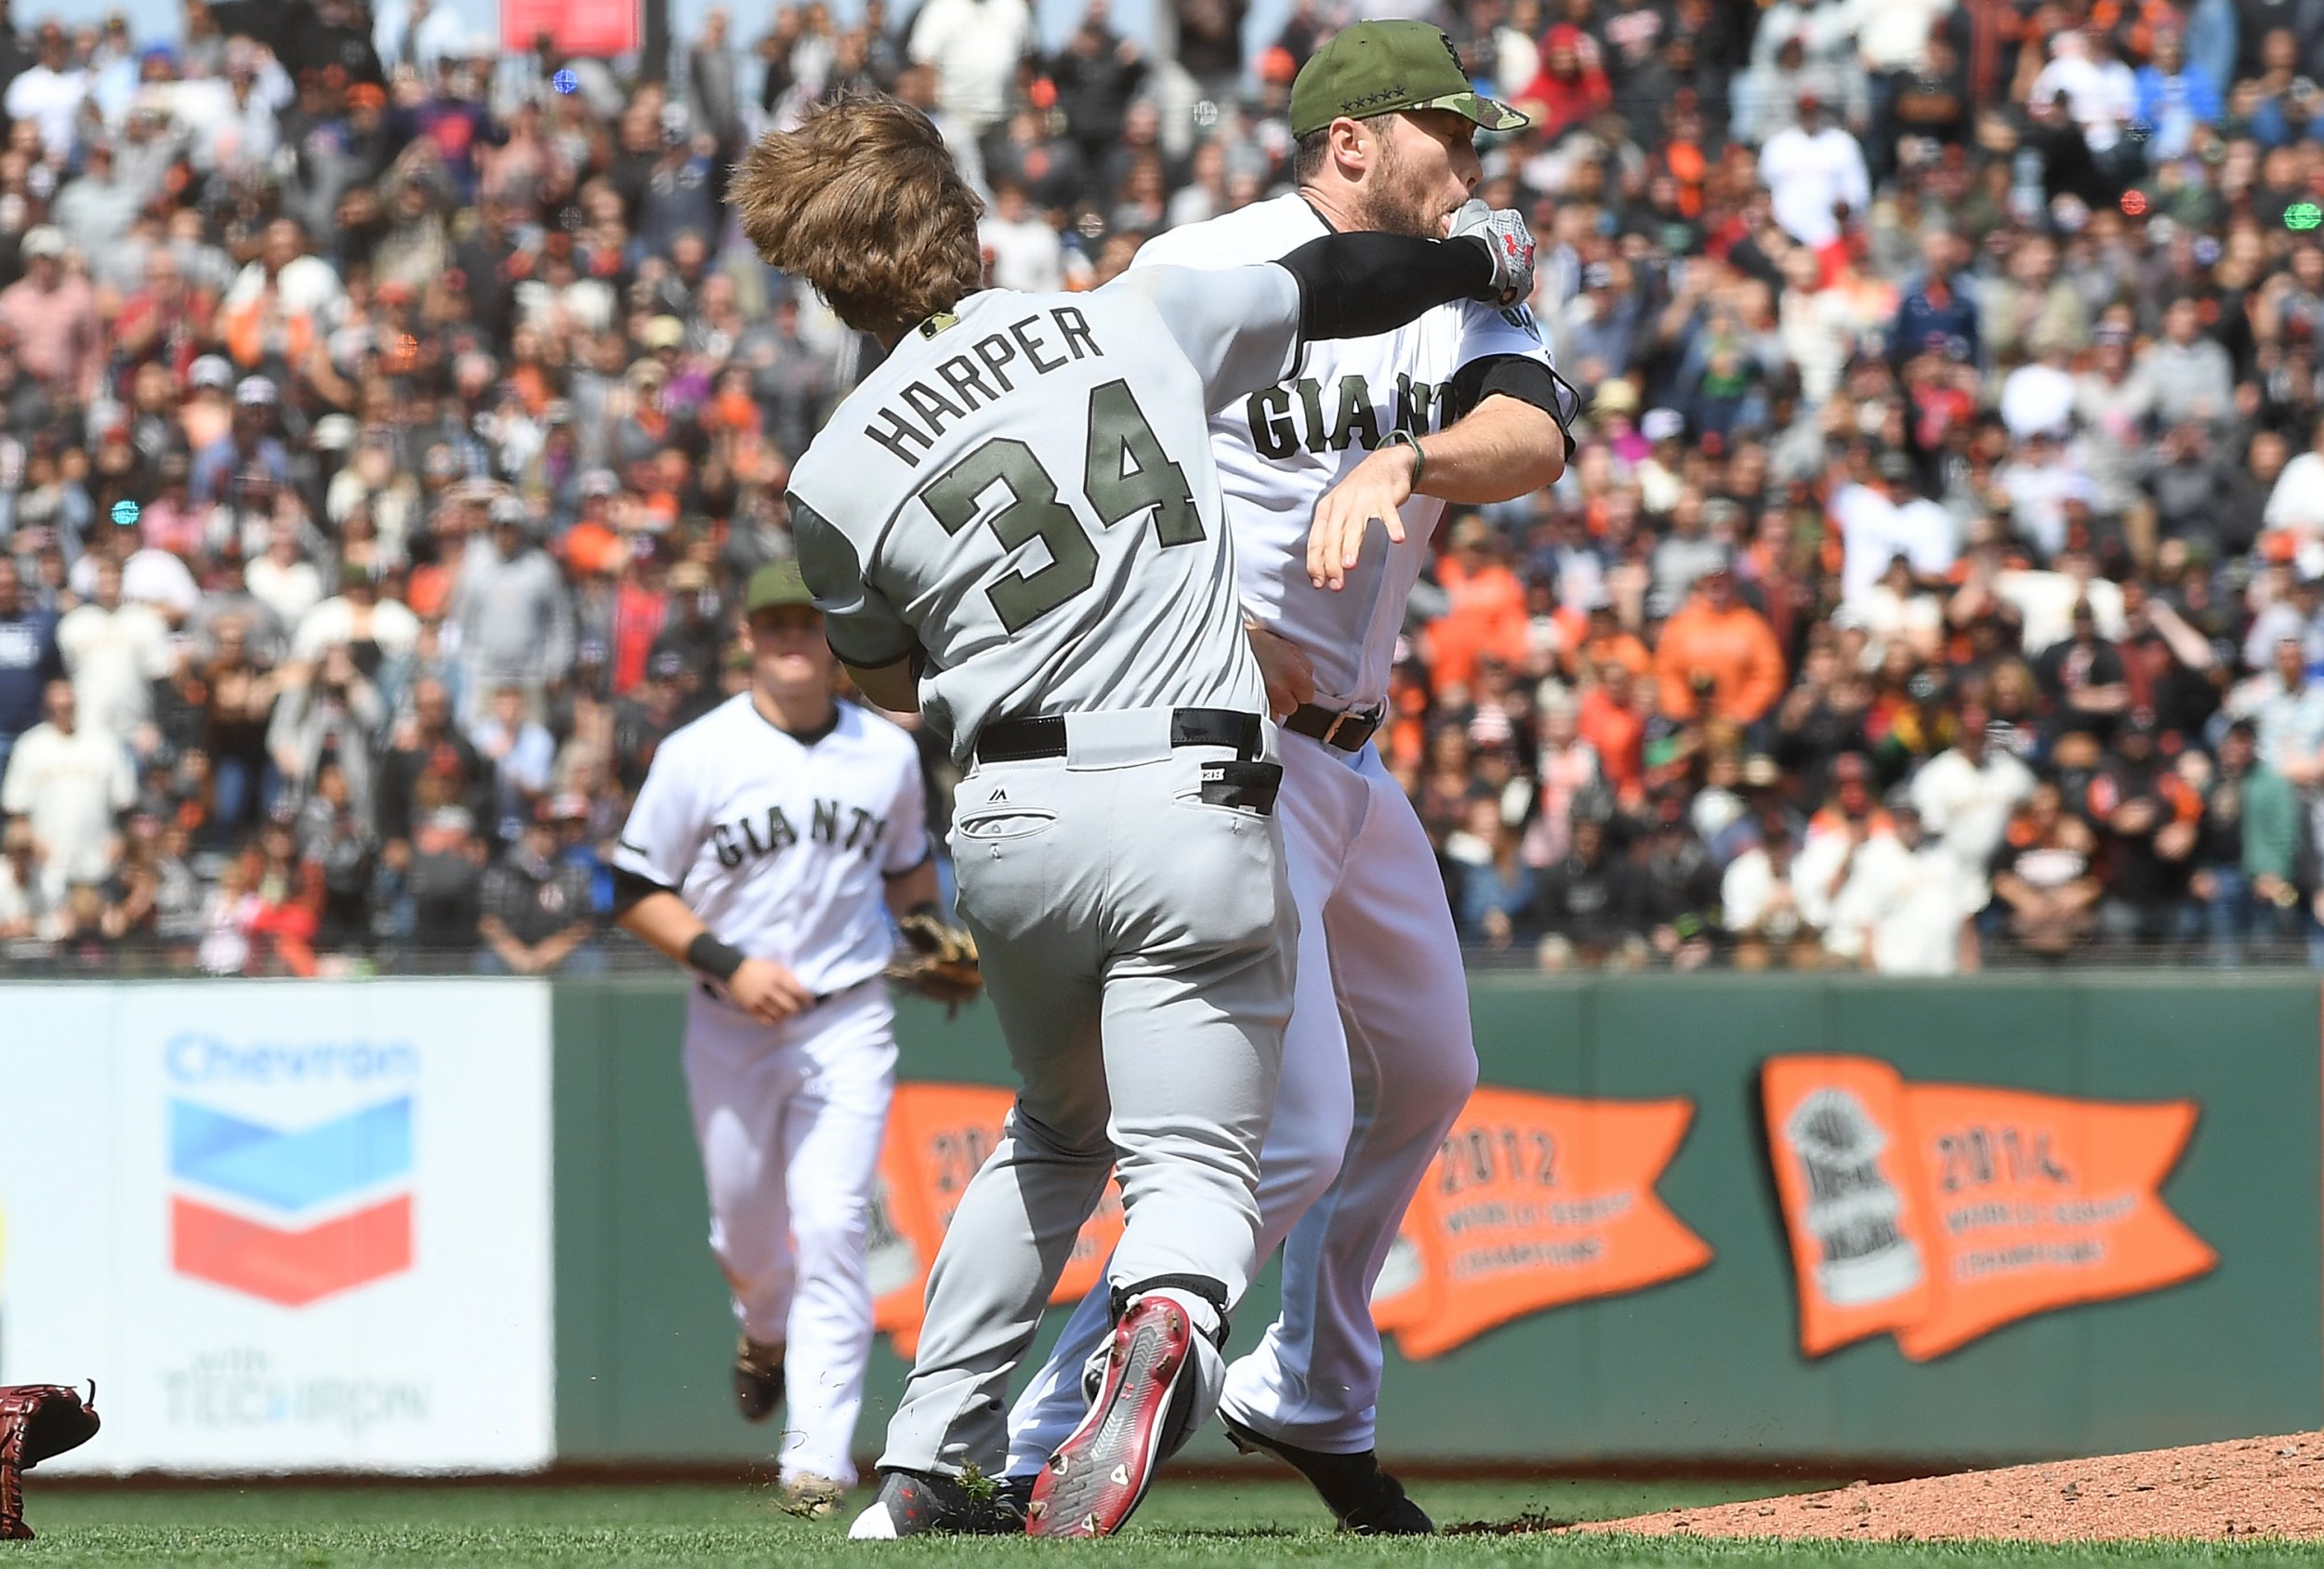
[
  {"xmin": 610, "ymin": 864, "xmax": 678, "ymax": 919},
  {"xmin": 1444, "ymin": 354, "xmax": 1584, "ymax": 446},
  {"xmin": 1275, "ymin": 232, "xmax": 1493, "ymax": 344}
]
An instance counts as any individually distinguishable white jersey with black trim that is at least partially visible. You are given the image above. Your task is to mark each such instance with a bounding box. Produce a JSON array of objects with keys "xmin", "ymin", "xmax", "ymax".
[
  {"xmin": 613, "ymin": 693, "xmax": 929, "ymax": 997},
  {"xmin": 1131, "ymin": 193, "xmax": 1555, "ymax": 713}
]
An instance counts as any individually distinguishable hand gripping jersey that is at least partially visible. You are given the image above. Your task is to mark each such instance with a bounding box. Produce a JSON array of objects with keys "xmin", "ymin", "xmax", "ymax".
[
  {"xmin": 613, "ymin": 693, "xmax": 929, "ymax": 997},
  {"xmin": 786, "ymin": 267, "xmax": 1307, "ymax": 761},
  {"xmin": 1133, "ymin": 194, "xmax": 1556, "ymax": 713}
]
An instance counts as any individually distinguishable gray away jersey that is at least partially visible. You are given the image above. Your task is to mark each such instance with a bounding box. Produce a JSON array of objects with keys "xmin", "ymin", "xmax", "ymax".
[{"xmin": 789, "ymin": 267, "xmax": 1302, "ymax": 762}]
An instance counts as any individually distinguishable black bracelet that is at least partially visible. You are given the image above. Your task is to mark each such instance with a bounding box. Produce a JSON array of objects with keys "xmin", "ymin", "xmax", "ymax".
[
  {"xmin": 685, "ymin": 931, "xmax": 747, "ymax": 983},
  {"xmin": 1385, "ymin": 429, "xmax": 1427, "ymax": 488}
]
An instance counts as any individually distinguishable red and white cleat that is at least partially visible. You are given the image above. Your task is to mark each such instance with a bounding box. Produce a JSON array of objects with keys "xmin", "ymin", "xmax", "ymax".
[{"xmin": 1025, "ymin": 1295, "xmax": 1194, "ymax": 1539}]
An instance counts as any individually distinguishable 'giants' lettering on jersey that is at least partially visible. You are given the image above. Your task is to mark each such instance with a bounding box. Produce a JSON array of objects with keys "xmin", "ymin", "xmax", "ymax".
[
  {"xmin": 1245, "ymin": 371, "xmax": 1449, "ymax": 459},
  {"xmin": 709, "ymin": 798, "xmax": 890, "ymax": 869},
  {"xmin": 864, "ymin": 307, "xmax": 1104, "ymax": 468}
]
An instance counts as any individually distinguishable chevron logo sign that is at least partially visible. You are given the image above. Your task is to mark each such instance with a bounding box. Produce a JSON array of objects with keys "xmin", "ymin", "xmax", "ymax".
[{"xmin": 168, "ymin": 1098, "xmax": 416, "ymax": 1307}]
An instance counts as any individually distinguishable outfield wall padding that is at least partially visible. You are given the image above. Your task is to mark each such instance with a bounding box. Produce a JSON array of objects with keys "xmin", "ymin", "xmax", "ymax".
[{"xmin": 549, "ymin": 974, "xmax": 2324, "ymax": 1468}]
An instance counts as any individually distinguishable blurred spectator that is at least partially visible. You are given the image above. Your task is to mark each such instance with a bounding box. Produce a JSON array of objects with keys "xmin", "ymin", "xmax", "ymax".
[
  {"xmin": 0, "ymin": 556, "xmax": 62, "ymax": 782},
  {"xmin": 1722, "ymin": 811, "xmax": 1819, "ymax": 969},
  {"xmin": 0, "ymin": 679, "xmax": 132, "ymax": 910},
  {"xmin": 2190, "ymin": 718, "xmax": 2301, "ymax": 961},
  {"xmin": 1913, "ymin": 701, "xmax": 2038, "ymax": 887},
  {"xmin": 58, "ymin": 560, "xmax": 171, "ymax": 749},
  {"xmin": 1534, "ymin": 812, "xmax": 1641, "ymax": 969},
  {"xmin": 471, "ymin": 680, "xmax": 555, "ymax": 841},
  {"xmin": 907, "ymin": 0, "xmax": 1034, "ymax": 129},
  {"xmin": 1831, "ymin": 452, "xmax": 1959, "ymax": 608},
  {"xmin": 1990, "ymin": 779, "xmax": 2105, "ymax": 957},
  {"xmin": 455, "ymin": 497, "xmax": 574, "ymax": 714},
  {"xmin": 1757, "ymin": 91, "xmax": 1869, "ymax": 252},
  {"xmin": 1827, "ymin": 792, "xmax": 1984, "ymax": 973},
  {"xmin": 477, "ymin": 797, "xmax": 598, "ymax": 974},
  {"xmin": 1653, "ymin": 558, "xmax": 1787, "ymax": 726}
]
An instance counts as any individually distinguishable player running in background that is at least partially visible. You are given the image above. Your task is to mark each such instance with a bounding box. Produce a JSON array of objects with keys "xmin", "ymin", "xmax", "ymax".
[
  {"xmin": 1007, "ymin": 21, "xmax": 1578, "ymax": 1536},
  {"xmin": 727, "ymin": 94, "xmax": 1534, "ymax": 1538},
  {"xmin": 610, "ymin": 560, "xmax": 936, "ymax": 1520}
]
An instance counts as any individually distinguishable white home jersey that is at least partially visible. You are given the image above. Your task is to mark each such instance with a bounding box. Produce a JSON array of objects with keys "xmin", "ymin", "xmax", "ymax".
[
  {"xmin": 614, "ymin": 694, "xmax": 929, "ymax": 997},
  {"xmin": 1133, "ymin": 194, "xmax": 1554, "ymax": 713},
  {"xmin": 789, "ymin": 267, "xmax": 1302, "ymax": 762}
]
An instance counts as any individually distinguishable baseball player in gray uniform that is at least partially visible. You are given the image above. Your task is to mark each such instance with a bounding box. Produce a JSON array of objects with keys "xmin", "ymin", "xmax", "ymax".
[
  {"xmin": 725, "ymin": 94, "xmax": 1534, "ymax": 1538},
  {"xmin": 1006, "ymin": 22, "xmax": 1578, "ymax": 1535},
  {"xmin": 610, "ymin": 561, "xmax": 935, "ymax": 1519}
]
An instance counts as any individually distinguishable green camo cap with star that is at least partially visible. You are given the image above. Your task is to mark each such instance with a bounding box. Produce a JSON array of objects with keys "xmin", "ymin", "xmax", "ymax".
[{"xmin": 1289, "ymin": 20, "xmax": 1529, "ymax": 139}]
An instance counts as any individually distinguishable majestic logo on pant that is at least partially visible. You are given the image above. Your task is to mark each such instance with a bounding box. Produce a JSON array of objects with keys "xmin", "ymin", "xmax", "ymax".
[
  {"xmin": 1245, "ymin": 372, "xmax": 1450, "ymax": 460},
  {"xmin": 710, "ymin": 799, "xmax": 891, "ymax": 869},
  {"xmin": 169, "ymin": 1097, "xmax": 415, "ymax": 1307}
]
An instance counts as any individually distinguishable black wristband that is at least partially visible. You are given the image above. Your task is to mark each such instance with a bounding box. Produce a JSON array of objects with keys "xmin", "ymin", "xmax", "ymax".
[{"xmin": 685, "ymin": 931, "xmax": 747, "ymax": 983}]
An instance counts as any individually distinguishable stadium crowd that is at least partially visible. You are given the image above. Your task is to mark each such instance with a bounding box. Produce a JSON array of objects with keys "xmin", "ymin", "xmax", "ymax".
[{"xmin": 0, "ymin": 0, "xmax": 2318, "ymax": 974}]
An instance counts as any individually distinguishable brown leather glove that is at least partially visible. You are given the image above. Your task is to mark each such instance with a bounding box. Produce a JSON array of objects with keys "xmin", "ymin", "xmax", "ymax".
[
  {"xmin": 1, "ymin": 1382, "xmax": 99, "ymax": 1540},
  {"xmin": 884, "ymin": 910, "xmax": 984, "ymax": 1014}
]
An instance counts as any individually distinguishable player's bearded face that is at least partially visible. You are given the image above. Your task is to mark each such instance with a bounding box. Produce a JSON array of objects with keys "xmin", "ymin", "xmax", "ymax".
[{"xmin": 1359, "ymin": 112, "xmax": 1481, "ymax": 240}]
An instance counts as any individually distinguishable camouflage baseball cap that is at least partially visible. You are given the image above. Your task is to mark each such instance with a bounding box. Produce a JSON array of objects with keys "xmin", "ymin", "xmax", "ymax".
[
  {"xmin": 746, "ymin": 560, "xmax": 816, "ymax": 614},
  {"xmin": 1289, "ymin": 20, "xmax": 1528, "ymax": 139}
]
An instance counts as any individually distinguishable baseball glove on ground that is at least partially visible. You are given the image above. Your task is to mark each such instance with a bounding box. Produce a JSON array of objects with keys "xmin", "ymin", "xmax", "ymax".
[
  {"xmin": 1, "ymin": 1382, "xmax": 99, "ymax": 1540},
  {"xmin": 886, "ymin": 911, "xmax": 984, "ymax": 1013}
]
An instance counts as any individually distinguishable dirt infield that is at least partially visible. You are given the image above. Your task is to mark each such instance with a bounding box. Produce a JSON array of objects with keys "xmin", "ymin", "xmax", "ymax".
[{"xmin": 1571, "ymin": 1433, "xmax": 2324, "ymax": 1541}]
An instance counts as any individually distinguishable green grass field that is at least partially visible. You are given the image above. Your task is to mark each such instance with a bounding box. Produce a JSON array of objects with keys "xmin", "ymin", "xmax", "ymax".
[{"xmin": 9, "ymin": 1477, "xmax": 2322, "ymax": 1568}]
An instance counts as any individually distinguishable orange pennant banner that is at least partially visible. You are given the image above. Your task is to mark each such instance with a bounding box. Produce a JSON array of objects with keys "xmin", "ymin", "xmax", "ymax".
[
  {"xmin": 869, "ymin": 1083, "xmax": 1125, "ymax": 1357},
  {"xmin": 1371, "ymin": 1088, "xmax": 1712, "ymax": 1359},
  {"xmin": 1763, "ymin": 1055, "xmax": 2215, "ymax": 1362}
]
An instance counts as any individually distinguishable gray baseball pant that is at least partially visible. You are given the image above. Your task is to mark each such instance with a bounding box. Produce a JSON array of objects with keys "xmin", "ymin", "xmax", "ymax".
[{"xmin": 877, "ymin": 708, "xmax": 1295, "ymax": 1478}]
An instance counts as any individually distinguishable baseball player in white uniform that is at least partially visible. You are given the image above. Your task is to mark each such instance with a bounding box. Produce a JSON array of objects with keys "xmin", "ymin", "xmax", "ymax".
[
  {"xmin": 724, "ymin": 94, "xmax": 1534, "ymax": 1538},
  {"xmin": 1006, "ymin": 21, "xmax": 1577, "ymax": 1535},
  {"xmin": 611, "ymin": 560, "xmax": 935, "ymax": 1519}
]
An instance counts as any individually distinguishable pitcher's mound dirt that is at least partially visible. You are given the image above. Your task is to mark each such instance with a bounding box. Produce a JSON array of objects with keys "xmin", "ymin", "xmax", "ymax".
[{"xmin": 1569, "ymin": 1433, "xmax": 2324, "ymax": 1541}]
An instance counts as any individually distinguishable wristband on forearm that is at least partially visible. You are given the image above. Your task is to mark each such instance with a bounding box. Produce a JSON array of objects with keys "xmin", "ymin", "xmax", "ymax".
[
  {"xmin": 1385, "ymin": 429, "xmax": 1427, "ymax": 488},
  {"xmin": 685, "ymin": 931, "xmax": 746, "ymax": 983}
]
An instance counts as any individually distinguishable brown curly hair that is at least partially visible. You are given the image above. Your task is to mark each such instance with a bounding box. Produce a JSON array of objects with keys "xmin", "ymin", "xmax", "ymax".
[{"xmin": 731, "ymin": 94, "xmax": 986, "ymax": 341}]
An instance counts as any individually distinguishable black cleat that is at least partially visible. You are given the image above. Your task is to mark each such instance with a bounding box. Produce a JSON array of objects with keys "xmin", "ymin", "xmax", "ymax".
[
  {"xmin": 1221, "ymin": 1414, "xmax": 1434, "ymax": 1536},
  {"xmin": 733, "ymin": 1337, "xmax": 785, "ymax": 1423},
  {"xmin": 846, "ymin": 1468, "xmax": 1028, "ymax": 1537},
  {"xmin": 997, "ymin": 1472, "xmax": 1037, "ymax": 1519}
]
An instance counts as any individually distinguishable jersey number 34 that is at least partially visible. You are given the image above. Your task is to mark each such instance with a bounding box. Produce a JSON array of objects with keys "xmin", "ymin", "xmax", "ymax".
[{"xmin": 919, "ymin": 379, "xmax": 1203, "ymax": 634}]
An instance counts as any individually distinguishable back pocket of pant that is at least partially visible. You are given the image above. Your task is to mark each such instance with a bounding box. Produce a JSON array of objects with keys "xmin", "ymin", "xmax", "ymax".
[{"xmin": 956, "ymin": 806, "xmax": 1060, "ymax": 841}]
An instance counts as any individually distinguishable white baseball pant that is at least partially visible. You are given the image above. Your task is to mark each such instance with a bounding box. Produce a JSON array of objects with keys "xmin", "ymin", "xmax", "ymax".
[
  {"xmin": 682, "ymin": 981, "xmax": 896, "ymax": 1488},
  {"xmin": 1008, "ymin": 732, "xmax": 1476, "ymax": 1465}
]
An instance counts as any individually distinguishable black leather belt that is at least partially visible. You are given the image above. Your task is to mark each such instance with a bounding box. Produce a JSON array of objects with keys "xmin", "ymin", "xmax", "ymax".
[
  {"xmin": 974, "ymin": 707, "xmax": 1261, "ymax": 765},
  {"xmin": 699, "ymin": 974, "xmax": 871, "ymax": 1010},
  {"xmin": 1284, "ymin": 703, "xmax": 1382, "ymax": 752}
]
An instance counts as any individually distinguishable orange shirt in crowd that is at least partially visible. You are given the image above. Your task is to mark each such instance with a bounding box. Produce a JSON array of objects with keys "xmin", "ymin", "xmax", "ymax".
[
  {"xmin": 1653, "ymin": 593, "xmax": 1787, "ymax": 723},
  {"xmin": 1574, "ymin": 626, "xmax": 1653, "ymax": 681},
  {"xmin": 1430, "ymin": 554, "xmax": 1529, "ymax": 693},
  {"xmin": 1578, "ymin": 684, "xmax": 1645, "ymax": 797}
]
